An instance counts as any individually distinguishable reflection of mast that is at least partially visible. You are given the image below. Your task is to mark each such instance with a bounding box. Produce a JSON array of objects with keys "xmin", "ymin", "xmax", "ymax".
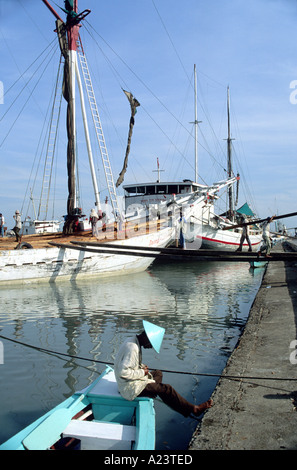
[{"xmin": 48, "ymin": 281, "xmax": 101, "ymax": 393}]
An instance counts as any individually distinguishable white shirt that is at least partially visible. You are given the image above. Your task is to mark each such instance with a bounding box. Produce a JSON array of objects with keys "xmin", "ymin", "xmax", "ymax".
[
  {"xmin": 114, "ymin": 336, "xmax": 155, "ymax": 401},
  {"xmin": 14, "ymin": 214, "xmax": 21, "ymax": 229},
  {"xmin": 261, "ymin": 220, "xmax": 270, "ymax": 237}
]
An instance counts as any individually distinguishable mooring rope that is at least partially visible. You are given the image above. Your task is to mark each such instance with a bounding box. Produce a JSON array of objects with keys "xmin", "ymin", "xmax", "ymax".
[{"xmin": 0, "ymin": 334, "xmax": 296, "ymax": 382}]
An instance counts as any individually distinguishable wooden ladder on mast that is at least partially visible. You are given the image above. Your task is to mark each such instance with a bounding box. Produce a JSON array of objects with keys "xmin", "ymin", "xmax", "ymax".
[{"xmin": 77, "ymin": 38, "xmax": 121, "ymax": 219}]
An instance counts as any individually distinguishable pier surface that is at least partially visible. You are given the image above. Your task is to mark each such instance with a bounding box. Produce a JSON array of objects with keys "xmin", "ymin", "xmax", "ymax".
[{"xmin": 189, "ymin": 241, "xmax": 297, "ymax": 450}]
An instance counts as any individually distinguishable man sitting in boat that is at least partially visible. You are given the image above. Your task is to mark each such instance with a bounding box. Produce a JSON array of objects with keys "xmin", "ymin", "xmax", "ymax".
[{"xmin": 114, "ymin": 320, "xmax": 213, "ymax": 418}]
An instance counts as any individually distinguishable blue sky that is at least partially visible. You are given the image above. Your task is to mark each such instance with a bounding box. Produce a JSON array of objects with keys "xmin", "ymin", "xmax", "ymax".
[{"xmin": 0, "ymin": 0, "xmax": 297, "ymax": 231}]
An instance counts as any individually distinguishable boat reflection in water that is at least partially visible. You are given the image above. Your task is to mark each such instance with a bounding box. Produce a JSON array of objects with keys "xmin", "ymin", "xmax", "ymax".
[{"xmin": 0, "ymin": 260, "xmax": 264, "ymax": 449}]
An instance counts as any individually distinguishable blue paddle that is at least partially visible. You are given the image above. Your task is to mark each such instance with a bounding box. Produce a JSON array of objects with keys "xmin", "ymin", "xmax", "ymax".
[{"xmin": 22, "ymin": 371, "xmax": 108, "ymax": 450}]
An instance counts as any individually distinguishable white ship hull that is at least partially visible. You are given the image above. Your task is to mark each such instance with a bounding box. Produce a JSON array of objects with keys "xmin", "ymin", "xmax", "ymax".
[
  {"xmin": 188, "ymin": 223, "xmax": 262, "ymax": 252},
  {"xmin": 0, "ymin": 227, "xmax": 173, "ymax": 284}
]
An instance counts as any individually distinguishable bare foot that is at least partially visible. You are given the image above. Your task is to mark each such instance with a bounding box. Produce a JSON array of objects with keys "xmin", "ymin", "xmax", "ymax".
[{"xmin": 193, "ymin": 399, "xmax": 213, "ymax": 416}]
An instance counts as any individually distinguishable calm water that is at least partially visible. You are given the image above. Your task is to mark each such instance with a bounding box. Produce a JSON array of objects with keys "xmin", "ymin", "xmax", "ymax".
[{"xmin": 0, "ymin": 259, "xmax": 265, "ymax": 450}]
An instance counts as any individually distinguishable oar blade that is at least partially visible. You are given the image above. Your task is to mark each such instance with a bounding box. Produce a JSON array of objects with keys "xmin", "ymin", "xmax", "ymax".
[
  {"xmin": 22, "ymin": 408, "xmax": 72, "ymax": 450},
  {"xmin": 21, "ymin": 371, "xmax": 109, "ymax": 449}
]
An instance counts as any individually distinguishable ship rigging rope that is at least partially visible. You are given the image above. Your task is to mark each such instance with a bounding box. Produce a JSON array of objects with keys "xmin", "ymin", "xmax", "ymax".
[
  {"xmin": 22, "ymin": 59, "xmax": 64, "ymax": 221},
  {"xmin": 0, "ymin": 334, "xmax": 296, "ymax": 383},
  {"xmin": 83, "ymin": 20, "xmax": 226, "ymax": 183},
  {"xmin": 151, "ymin": 0, "xmax": 259, "ymax": 199},
  {"xmin": 0, "ymin": 38, "xmax": 57, "ymax": 121},
  {"xmin": 0, "ymin": 41, "xmax": 59, "ymax": 149},
  {"xmin": 150, "ymin": 0, "xmax": 229, "ymax": 173}
]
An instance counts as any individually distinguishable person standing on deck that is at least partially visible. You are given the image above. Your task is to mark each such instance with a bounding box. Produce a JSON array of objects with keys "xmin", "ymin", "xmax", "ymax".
[
  {"xmin": 236, "ymin": 214, "xmax": 252, "ymax": 252},
  {"xmin": 177, "ymin": 210, "xmax": 187, "ymax": 249},
  {"xmin": 259, "ymin": 215, "xmax": 275, "ymax": 257},
  {"xmin": 114, "ymin": 320, "xmax": 213, "ymax": 418},
  {"xmin": 0, "ymin": 213, "xmax": 4, "ymax": 237},
  {"xmin": 12, "ymin": 210, "xmax": 22, "ymax": 242},
  {"xmin": 89, "ymin": 208, "xmax": 101, "ymax": 238}
]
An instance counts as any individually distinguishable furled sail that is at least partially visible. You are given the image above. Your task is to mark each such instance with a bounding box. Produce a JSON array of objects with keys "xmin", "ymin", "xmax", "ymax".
[{"xmin": 116, "ymin": 90, "xmax": 140, "ymax": 187}]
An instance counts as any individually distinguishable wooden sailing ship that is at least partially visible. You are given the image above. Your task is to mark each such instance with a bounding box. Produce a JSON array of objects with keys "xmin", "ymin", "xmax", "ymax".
[
  {"xmin": 0, "ymin": 0, "xmax": 173, "ymax": 284},
  {"xmin": 187, "ymin": 84, "xmax": 263, "ymax": 252}
]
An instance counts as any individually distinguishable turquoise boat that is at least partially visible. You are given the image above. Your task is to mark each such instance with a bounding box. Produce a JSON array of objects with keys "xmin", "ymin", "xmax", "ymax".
[{"xmin": 0, "ymin": 366, "xmax": 155, "ymax": 450}]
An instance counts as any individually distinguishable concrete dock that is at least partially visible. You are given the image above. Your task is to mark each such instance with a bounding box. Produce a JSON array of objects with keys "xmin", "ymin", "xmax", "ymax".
[{"xmin": 189, "ymin": 242, "xmax": 297, "ymax": 450}]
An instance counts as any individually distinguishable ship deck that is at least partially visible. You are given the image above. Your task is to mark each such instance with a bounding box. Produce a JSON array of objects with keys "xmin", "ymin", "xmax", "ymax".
[{"xmin": 0, "ymin": 219, "xmax": 165, "ymax": 252}]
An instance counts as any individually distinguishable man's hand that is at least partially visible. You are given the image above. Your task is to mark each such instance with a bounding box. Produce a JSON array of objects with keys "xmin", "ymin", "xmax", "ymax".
[{"xmin": 142, "ymin": 365, "xmax": 149, "ymax": 375}]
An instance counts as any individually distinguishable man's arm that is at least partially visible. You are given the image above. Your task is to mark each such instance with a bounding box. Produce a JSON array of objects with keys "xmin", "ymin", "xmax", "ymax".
[{"xmin": 118, "ymin": 343, "xmax": 146, "ymax": 381}]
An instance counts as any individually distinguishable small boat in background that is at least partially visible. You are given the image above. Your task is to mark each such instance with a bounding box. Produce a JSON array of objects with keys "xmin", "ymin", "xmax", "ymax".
[
  {"xmin": 22, "ymin": 218, "xmax": 62, "ymax": 235},
  {"xmin": 0, "ymin": 366, "xmax": 155, "ymax": 450}
]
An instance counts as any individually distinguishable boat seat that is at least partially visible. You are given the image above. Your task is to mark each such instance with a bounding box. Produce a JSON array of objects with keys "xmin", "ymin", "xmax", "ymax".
[
  {"xmin": 77, "ymin": 369, "xmax": 120, "ymax": 397},
  {"xmin": 77, "ymin": 369, "xmax": 150, "ymax": 402},
  {"xmin": 62, "ymin": 419, "xmax": 136, "ymax": 450}
]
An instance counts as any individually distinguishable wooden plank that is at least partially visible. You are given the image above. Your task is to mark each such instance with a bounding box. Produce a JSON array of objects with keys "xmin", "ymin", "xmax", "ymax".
[
  {"xmin": 222, "ymin": 211, "xmax": 297, "ymax": 231},
  {"xmin": 70, "ymin": 241, "xmax": 260, "ymax": 257},
  {"xmin": 49, "ymin": 242, "xmax": 297, "ymax": 262},
  {"xmin": 71, "ymin": 241, "xmax": 297, "ymax": 258},
  {"xmin": 49, "ymin": 242, "xmax": 159, "ymax": 258}
]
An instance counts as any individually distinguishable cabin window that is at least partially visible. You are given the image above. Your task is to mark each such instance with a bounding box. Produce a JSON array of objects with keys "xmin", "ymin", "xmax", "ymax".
[
  {"xmin": 124, "ymin": 186, "xmax": 146, "ymax": 196},
  {"xmin": 136, "ymin": 186, "xmax": 145, "ymax": 194},
  {"xmin": 168, "ymin": 185, "xmax": 178, "ymax": 194},
  {"xmin": 180, "ymin": 185, "xmax": 190, "ymax": 193},
  {"xmin": 156, "ymin": 185, "xmax": 167, "ymax": 194},
  {"xmin": 146, "ymin": 186, "xmax": 156, "ymax": 195}
]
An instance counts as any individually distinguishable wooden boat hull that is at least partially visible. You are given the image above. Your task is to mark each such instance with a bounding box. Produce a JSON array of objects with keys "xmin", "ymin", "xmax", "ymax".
[
  {"xmin": 0, "ymin": 367, "xmax": 155, "ymax": 450},
  {"xmin": 0, "ymin": 226, "xmax": 173, "ymax": 284}
]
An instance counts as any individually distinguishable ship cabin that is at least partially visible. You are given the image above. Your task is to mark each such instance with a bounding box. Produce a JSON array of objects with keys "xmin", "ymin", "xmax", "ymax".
[{"xmin": 123, "ymin": 180, "xmax": 208, "ymax": 213}]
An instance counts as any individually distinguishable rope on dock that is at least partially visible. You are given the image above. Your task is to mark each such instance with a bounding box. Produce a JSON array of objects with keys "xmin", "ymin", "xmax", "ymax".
[{"xmin": 0, "ymin": 334, "xmax": 296, "ymax": 383}]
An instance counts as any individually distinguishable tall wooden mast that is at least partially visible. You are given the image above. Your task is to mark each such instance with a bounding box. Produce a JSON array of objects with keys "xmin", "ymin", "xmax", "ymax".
[{"xmin": 42, "ymin": 0, "xmax": 91, "ymax": 233}]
